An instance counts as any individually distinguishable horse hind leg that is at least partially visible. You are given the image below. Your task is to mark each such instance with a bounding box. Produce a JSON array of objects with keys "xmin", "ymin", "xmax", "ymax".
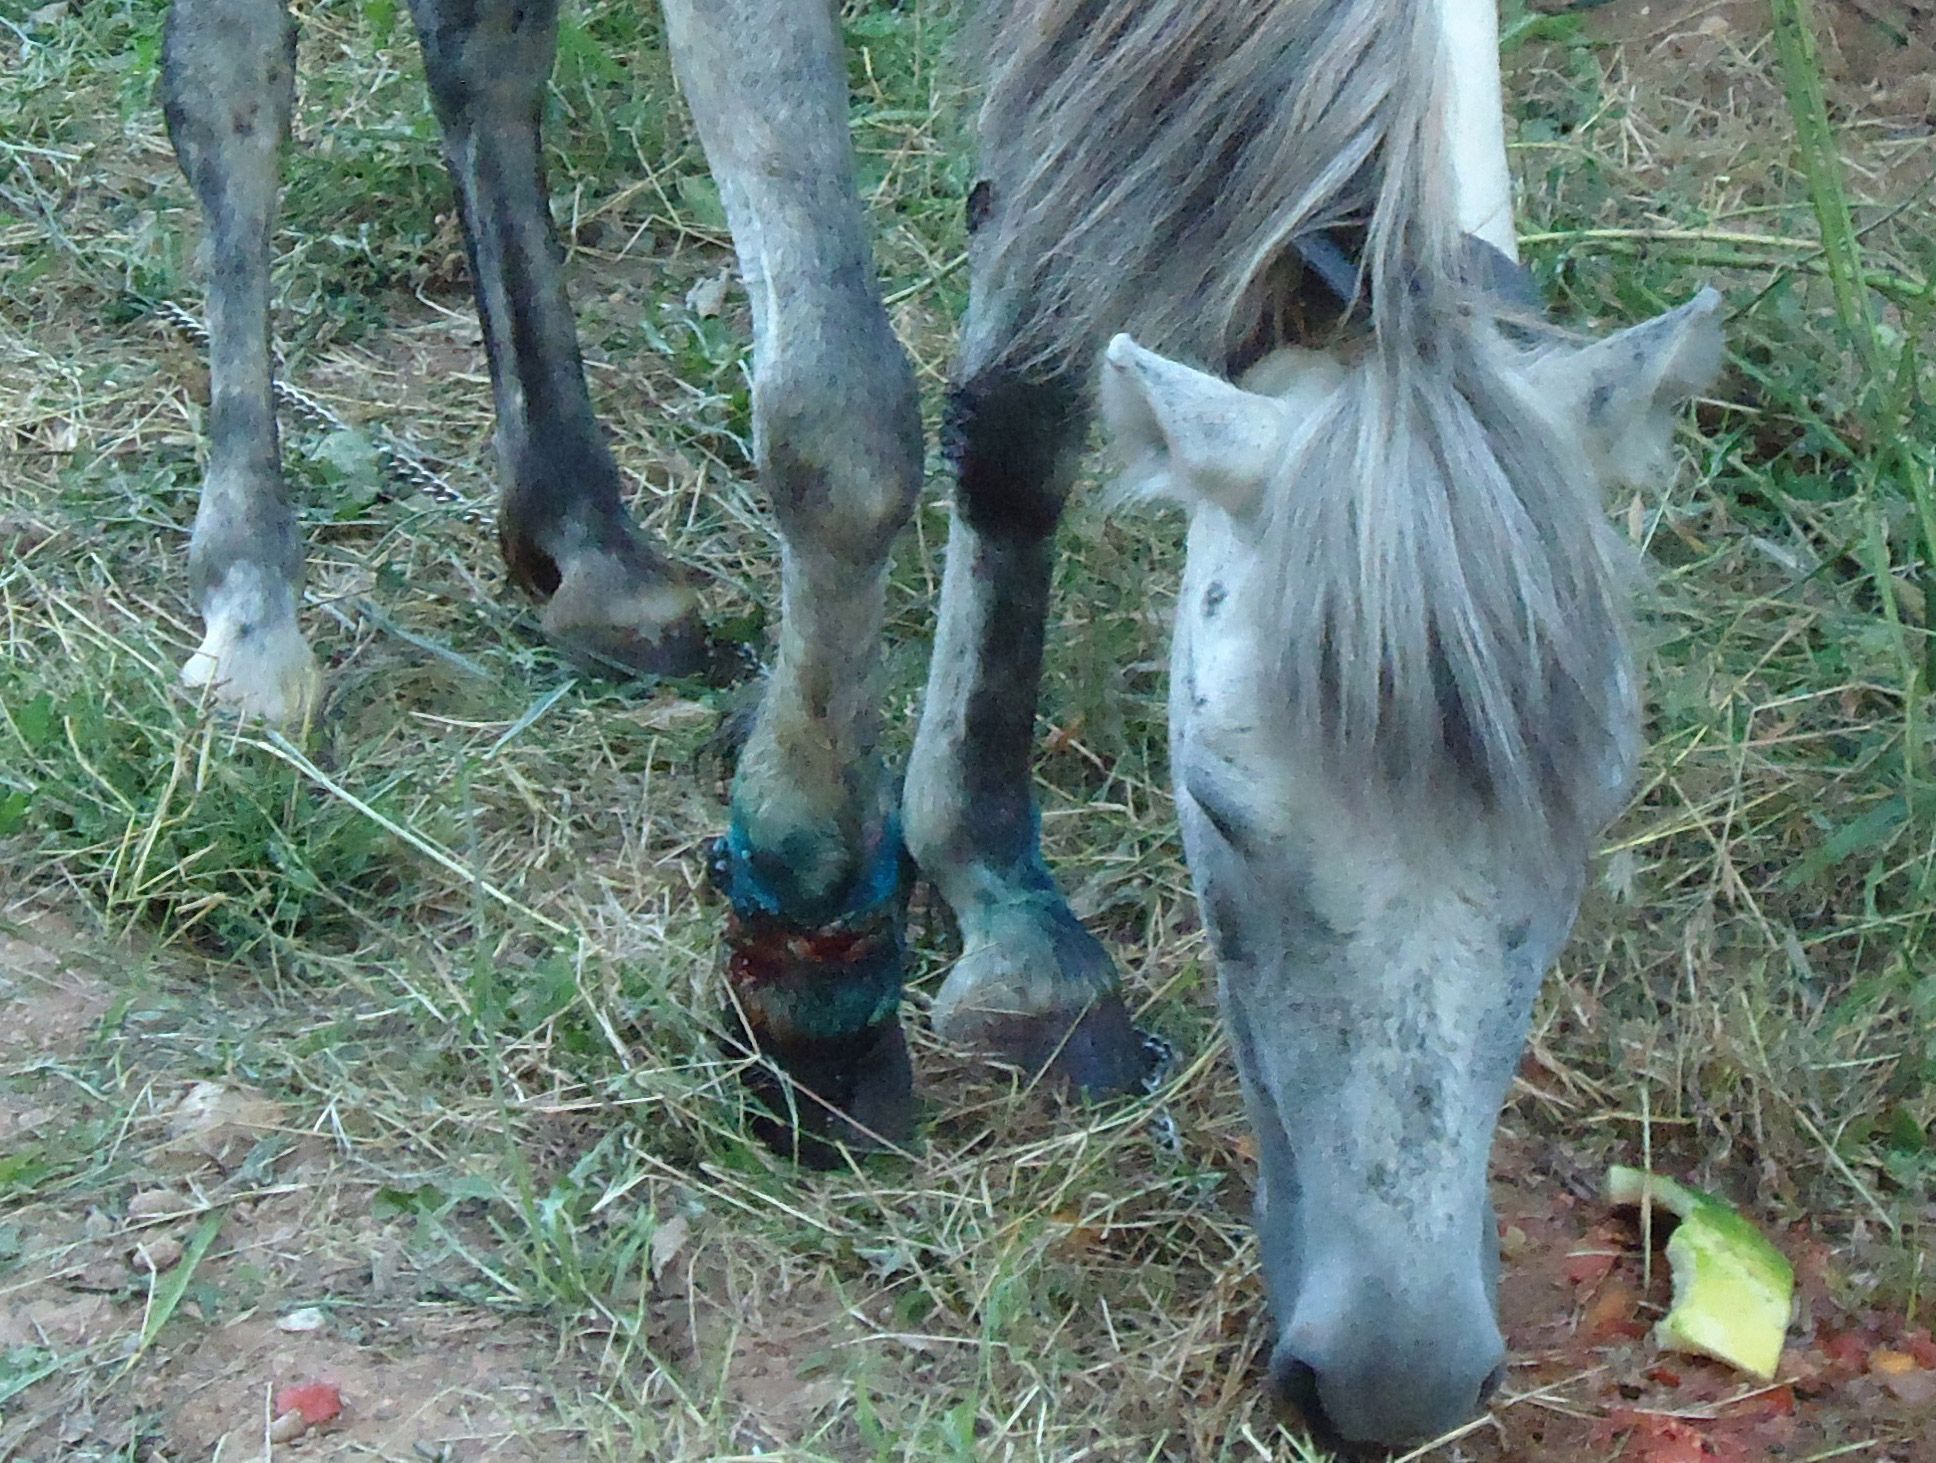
[
  {"xmin": 162, "ymin": 0, "xmax": 318, "ymax": 722},
  {"xmin": 663, "ymin": 0, "xmax": 923, "ymax": 1159},
  {"xmin": 404, "ymin": 0, "xmax": 705, "ymax": 677},
  {"xmin": 902, "ymin": 347, "xmax": 1155, "ymax": 1099}
]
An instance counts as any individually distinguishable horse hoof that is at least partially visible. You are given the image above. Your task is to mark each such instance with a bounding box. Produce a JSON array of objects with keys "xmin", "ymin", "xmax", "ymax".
[
  {"xmin": 500, "ymin": 513, "xmax": 717, "ymax": 680},
  {"xmin": 182, "ymin": 563, "xmax": 322, "ymax": 724},
  {"xmin": 725, "ymin": 1013, "xmax": 917, "ymax": 1169},
  {"xmin": 537, "ymin": 559, "xmax": 711, "ymax": 679},
  {"xmin": 930, "ymin": 907, "xmax": 1163, "ymax": 1099},
  {"xmin": 1047, "ymin": 990, "xmax": 1169, "ymax": 1099},
  {"xmin": 940, "ymin": 986, "xmax": 1162, "ymax": 1100}
]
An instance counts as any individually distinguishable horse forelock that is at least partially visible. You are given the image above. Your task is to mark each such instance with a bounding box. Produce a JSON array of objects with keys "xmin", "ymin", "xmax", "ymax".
[
  {"xmin": 975, "ymin": 0, "xmax": 1643, "ymax": 850},
  {"xmin": 1233, "ymin": 327, "xmax": 1639, "ymax": 851}
]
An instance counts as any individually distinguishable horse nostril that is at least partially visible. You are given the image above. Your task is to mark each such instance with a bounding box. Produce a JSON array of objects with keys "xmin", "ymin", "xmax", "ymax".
[
  {"xmin": 1478, "ymin": 1361, "xmax": 1506, "ymax": 1406},
  {"xmin": 1268, "ymin": 1348, "xmax": 1339, "ymax": 1444},
  {"xmin": 1270, "ymin": 1332, "xmax": 1503, "ymax": 1451}
]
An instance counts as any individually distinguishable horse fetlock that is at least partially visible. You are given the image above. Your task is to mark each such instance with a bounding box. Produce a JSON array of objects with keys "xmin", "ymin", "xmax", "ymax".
[
  {"xmin": 182, "ymin": 562, "xmax": 319, "ymax": 724},
  {"xmin": 712, "ymin": 806, "xmax": 907, "ymax": 936},
  {"xmin": 409, "ymin": 0, "xmax": 558, "ymax": 120},
  {"xmin": 933, "ymin": 901, "xmax": 1154, "ymax": 1098}
]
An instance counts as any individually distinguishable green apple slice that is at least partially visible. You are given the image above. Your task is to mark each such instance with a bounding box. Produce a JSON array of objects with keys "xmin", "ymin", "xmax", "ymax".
[{"xmin": 1604, "ymin": 1165, "xmax": 1794, "ymax": 1380}]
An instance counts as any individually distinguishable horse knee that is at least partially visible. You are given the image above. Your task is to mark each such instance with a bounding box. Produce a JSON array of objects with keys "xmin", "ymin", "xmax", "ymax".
[
  {"xmin": 945, "ymin": 368, "xmax": 1086, "ymax": 541},
  {"xmin": 754, "ymin": 316, "xmax": 922, "ymax": 564},
  {"xmin": 161, "ymin": 0, "xmax": 295, "ymax": 194},
  {"xmin": 408, "ymin": 0, "xmax": 557, "ymax": 121}
]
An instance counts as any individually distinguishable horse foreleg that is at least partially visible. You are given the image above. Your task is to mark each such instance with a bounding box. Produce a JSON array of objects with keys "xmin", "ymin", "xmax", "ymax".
[
  {"xmin": 903, "ymin": 345, "xmax": 1155, "ymax": 1098},
  {"xmin": 405, "ymin": 0, "xmax": 705, "ymax": 675},
  {"xmin": 663, "ymin": 0, "xmax": 924, "ymax": 1160},
  {"xmin": 162, "ymin": 0, "xmax": 318, "ymax": 722}
]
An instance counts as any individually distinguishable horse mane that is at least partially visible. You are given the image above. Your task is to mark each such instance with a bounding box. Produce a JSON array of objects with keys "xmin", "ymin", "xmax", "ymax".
[{"xmin": 974, "ymin": 0, "xmax": 1639, "ymax": 850}]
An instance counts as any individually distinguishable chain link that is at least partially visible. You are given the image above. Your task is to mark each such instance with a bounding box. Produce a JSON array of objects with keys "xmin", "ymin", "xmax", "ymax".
[
  {"xmin": 1138, "ymin": 1028, "xmax": 1183, "ymax": 1158},
  {"xmin": 151, "ymin": 297, "xmax": 493, "ymax": 528}
]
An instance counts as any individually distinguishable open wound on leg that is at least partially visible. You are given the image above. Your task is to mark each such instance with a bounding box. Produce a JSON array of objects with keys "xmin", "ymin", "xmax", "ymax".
[
  {"xmin": 181, "ymin": 562, "xmax": 320, "ymax": 723},
  {"xmin": 709, "ymin": 815, "xmax": 915, "ymax": 1159}
]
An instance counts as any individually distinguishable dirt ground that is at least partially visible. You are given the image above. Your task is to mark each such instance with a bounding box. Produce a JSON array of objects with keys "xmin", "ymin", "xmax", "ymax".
[
  {"xmin": 4, "ymin": 911, "xmax": 1932, "ymax": 1459},
  {"xmin": 1595, "ymin": 0, "xmax": 1936, "ymax": 109},
  {"xmin": 1, "ymin": 913, "xmax": 579, "ymax": 1460}
]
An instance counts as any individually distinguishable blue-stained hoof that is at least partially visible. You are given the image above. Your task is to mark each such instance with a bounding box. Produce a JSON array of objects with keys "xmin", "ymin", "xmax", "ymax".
[{"xmin": 710, "ymin": 824, "xmax": 915, "ymax": 1166}]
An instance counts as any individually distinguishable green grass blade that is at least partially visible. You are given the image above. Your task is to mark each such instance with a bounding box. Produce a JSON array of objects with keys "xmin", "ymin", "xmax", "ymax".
[
  {"xmin": 1769, "ymin": 0, "xmax": 1882, "ymax": 370},
  {"xmin": 135, "ymin": 1211, "xmax": 224, "ymax": 1354}
]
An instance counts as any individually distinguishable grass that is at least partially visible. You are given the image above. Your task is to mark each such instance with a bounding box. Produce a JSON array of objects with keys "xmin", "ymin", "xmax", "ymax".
[{"xmin": 1, "ymin": 0, "xmax": 1932, "ymax": 1457}]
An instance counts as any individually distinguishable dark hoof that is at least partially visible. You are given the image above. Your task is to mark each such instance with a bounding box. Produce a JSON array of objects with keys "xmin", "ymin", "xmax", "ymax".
[
  {"xmin": 949, "ymin": 990, "xmax": 1164, "ymax": 1101},
  {"xmin": 507, "ymin": 527, "xmax": 717, "ymax": 681},
  {"xmin": 932, "ymin": 909, "xmax": 1166, "ymax": 1100},
  {"xmin": 1056, "ymin": 994, "xmax": 1170, "ymax": 1098},
  {"xmin": 543, "ymin": 610, "xmax": 712, "ymax": 680},
  {"xmin": 725, "ymin": 1014, "xmax": 916, "ymax": 1169}
]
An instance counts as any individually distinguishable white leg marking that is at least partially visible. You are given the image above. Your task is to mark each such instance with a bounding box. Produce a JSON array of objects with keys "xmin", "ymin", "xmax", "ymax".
[
  {"xmin": 1439, "ymin": 0, "xmax": 1518, "ymax": 259},
  {"xmin": 181, "ymin": 563, "xmax": 320, "ymax": 723}
]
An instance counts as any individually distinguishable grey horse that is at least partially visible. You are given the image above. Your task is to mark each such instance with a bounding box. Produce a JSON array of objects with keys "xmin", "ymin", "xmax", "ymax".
[{"xmin": 158, "ymin": 0, "xmax": 1720, "ymax": 1446}]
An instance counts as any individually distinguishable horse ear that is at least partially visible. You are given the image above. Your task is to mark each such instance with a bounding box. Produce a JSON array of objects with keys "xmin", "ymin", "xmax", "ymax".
[
  {"xmin": 1100, "ymin": 334, "xmax": 1287, "ymax": 517},
  {"xmin": 1529, "ymin": 287, "xmax": 1724, "ymax": 488}
]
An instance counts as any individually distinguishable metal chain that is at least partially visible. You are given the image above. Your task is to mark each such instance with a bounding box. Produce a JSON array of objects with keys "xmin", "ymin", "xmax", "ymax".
[
  {"xmin": 1139, "ymin": 1028, "xmax": 1183, "ymax": 1159},
  {"xmin": 150, "ymin": 297, "xmax": 493, "ymax": 528}
]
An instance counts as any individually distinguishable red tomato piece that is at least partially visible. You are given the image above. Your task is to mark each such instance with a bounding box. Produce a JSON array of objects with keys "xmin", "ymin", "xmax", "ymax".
[{"xmin": 272, "ymin": 1381, "xmax": 343, "ymax": 1426}]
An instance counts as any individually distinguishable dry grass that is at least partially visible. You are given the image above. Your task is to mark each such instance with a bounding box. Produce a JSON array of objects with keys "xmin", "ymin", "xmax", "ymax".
[{"xmin": 0, "ymin": 0, "xmax": 1932, "ymax": 1458}]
